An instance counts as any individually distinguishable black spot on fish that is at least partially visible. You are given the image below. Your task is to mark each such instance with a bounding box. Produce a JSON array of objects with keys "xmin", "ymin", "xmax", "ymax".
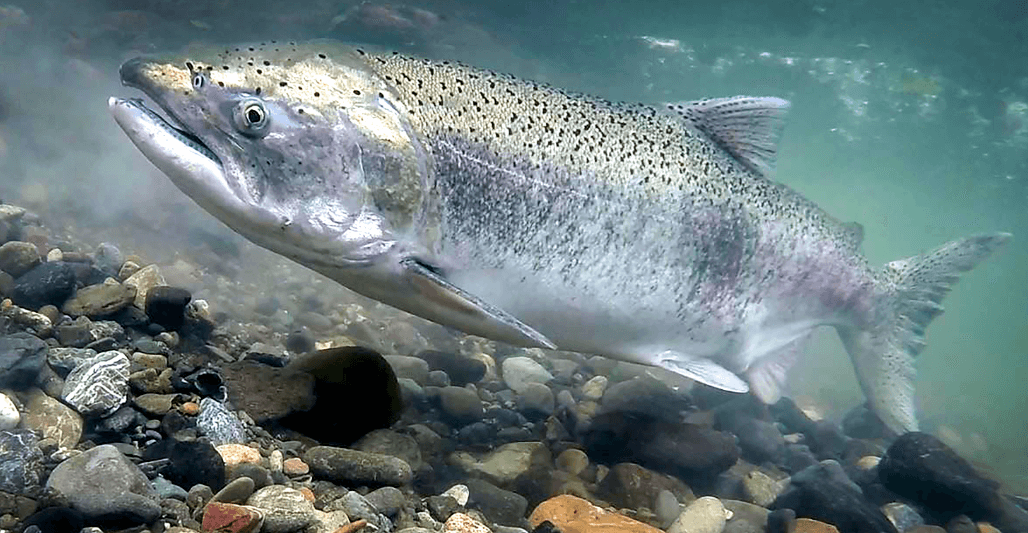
[
  {"xmin": 318, "ymin": 53, "xmax": 326, "ymax": 59},
  {"xmin": 314, "ymin": 91, "xmax": 321, "ymax": 97},
  {"xmin": 279, "ymin": 81, "xmax": 287, "ymax": 87},
  {"xmin": 222, "ymin": 65, "xmax": 229, "ymax": 70},
  {"xmin": 255, "ymin": 87, "xmax": 262, "ymax": 95}
]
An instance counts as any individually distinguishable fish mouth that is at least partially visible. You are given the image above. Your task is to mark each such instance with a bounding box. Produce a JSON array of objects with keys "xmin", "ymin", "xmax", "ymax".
[{"xmin": 109, "ymin": 96, "xmax": 221, "ymax": 166}]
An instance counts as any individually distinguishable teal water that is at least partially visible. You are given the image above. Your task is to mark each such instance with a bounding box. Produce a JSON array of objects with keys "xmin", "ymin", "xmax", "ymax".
[{"xmin": 1, "ymin": 0, "xmax": 1025, "ymax": 490}]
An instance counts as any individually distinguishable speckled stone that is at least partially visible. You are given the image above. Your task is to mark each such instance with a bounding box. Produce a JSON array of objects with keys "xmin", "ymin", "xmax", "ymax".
[
  {"xmin": 61, "ymin": 350, "xmax": 129, "ymax": 418},
  {"xmin": 247, "ymin": 485, "xmax": 316, "ymax": 533},
  {"xmin": 19, "ymin": 387, "xmax": 82, "ymax": 449},
  {"xmin": 197, "ymin": 398, "xmax": 247, "ymax": 446},
  {"xmin": 305, "ymin": 446, "xmax": 412, "ymax": 487}
]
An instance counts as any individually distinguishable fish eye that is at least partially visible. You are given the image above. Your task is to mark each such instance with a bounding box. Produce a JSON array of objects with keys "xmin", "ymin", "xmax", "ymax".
[
  {"xmin": 233, "ymin": 98, "xmax": 269, "ymax": 137},
  {"xmin": 192, "ymin": 73, "xmax": 206, "ymax": 89}
]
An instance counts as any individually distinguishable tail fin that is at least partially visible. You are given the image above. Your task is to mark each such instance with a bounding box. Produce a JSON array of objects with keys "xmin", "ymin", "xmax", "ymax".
[{"xmin": 839, "ymin": 233, "xmax": 1011, "ymax": 434}]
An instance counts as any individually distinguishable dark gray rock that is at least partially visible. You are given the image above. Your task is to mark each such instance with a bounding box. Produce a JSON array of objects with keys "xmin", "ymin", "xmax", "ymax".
[
  {"xmin": 305, "ymin": 446, "xmax": 413, "ymax": 487},
  {"xmin": 93, "ymin": 243, "xmax": 123, "ymax": 276},
  {"xmin": 46, "ymin": 347, "xmax": 96, "ymax": 377},
  {"xmin": 735, "ymin": 418, "xmax": 786, "ymax": 465},
  {"xmin": 144, "ymin": 286, "xmax": 191, "ymax": 330},
  {"xmin": 353, "ymin": 429, "xmax": 423, "ymax": 471},
  {"xmin": 55, "ymin": 317, "xmax": 94, "ymax": 348},
  {"xmin": 60, "ymin": 350, "xmax": 129, "ymax": 417},
  {"xmin": 517, "ymin": 382, "xmax": 555, "ymax": 420},
  {"xmin": 599, "ymin": 376, "xmax": 692, "ymax": 421},
  {"xmin": 771, "ymin": 460, "xmax": 897, "ymax": 533},
  {"xmin": 0, "ymin": 333, "xmax": 47, "ymax": 389},
  {"xmin": 365, "ymin": 486, "xmax": 405, "ymax": 516},
  {"xmin": 21, "ymin": 507, "xmax": 85, "ymax": 533},
  {"xmin": 770, "ymin": 397, "xmax": 817, "ymax": 435},
  {"xmin": 427, "ymin": 494, "xmax": 460, "ymax": 521},
  {"xmin": 46, "ymin": 444, "xmax": 161, "ymax": 526},
  {"xmin": 466, "ymin": 478, "xmax": 529, "ymax": 526},
  {"xmin": 196, "ymin": 398, "xmax": 246, "ymax": 445},
  {"xmin": 212, "ymin": 476, "xmax": 256, "ymax": 503},
  {"xmin": 0, "ymin": 430, "xmax": 45, "ymax": 496},
  {"xmin": 9, "ymin": 261, "xmax": 76, "ymax": 310},
  {"xmin": 439, "ymin": 385, "xmax": 484, "ymax": 425},
  {"xmin": 879, "ymin": 432, "xmax": 1028, "ymax": 533},
  {"xmin": 842, "ymin": 404, "xmax": 893, "ymax": 440},
  {"xmin": 338, "ymin": 491, "xmax": 392, "ymax": 532},
  {"xmin": 584, "ymin": 413, "xmax": 739, "ymax": 489},
  {"xmin": 385, "ymin": 355, "xmax": 430, "ymax": 384},
  {"xmin": 416, "ymin": 350, "xmax": 487, "ymax": 386},
  {"xmin": 152, "ymin": 475, "xmax": 189, "ymax": 500}
]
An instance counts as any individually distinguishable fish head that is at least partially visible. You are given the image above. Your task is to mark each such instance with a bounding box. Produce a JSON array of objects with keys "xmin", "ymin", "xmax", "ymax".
[{"xmin": 110, "ymin": 42, "xmax": 428, "ymax": 269}]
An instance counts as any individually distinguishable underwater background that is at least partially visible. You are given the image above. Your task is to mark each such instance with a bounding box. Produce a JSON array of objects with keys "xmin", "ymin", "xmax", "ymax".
[{"xmin": 0, "ymin": 0, "xmax": 1025, "ymax": 496}]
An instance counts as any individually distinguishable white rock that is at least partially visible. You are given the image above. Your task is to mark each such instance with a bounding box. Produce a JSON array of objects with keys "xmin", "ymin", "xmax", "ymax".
[
  {"xmin": 122, "ymin": 264, "xmax": 166, "ymax": 309},
  {"xmin": 501, "ymin": 356, "xmax": 552, "ymax": 394},
  {"xmin": 581, "ymin": 375, "xmax": 608, "ymax": 400},
  {"xmin": 442, "ymin": 483, "xmax": 470, "ymax": 506},
  {"xmin": 0, "ymin": 393, "xmax": 20, "ymax": 430},
  {"xmin": 46, "ymin": 248, "xmax": 63, "ymax": 262},
  {"xmin": 669, "ymin": 496, "xmax": 728, "ymax": 533}
]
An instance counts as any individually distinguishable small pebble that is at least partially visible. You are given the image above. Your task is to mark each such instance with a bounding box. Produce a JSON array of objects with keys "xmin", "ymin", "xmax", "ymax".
[
  {"xmin": 180, "ymin": 402, "xmax": 200, "ymax": 415},
  {"xmin": 283, "ymin": 457, "xmax": 310, "ymax": 476},
  {"xmin": 442, "ymin": 484, "xmax": 471, "ymax": 506}
]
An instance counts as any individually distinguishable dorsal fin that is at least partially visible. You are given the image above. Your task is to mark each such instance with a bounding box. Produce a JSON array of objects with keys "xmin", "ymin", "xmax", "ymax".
[
  {"xmin": 665, "ymin": 96, "xmax": 790, "ymax": 178},
  {"xmin": 841, "ymin": 221, "xmax": 865, "ymax": 251}
]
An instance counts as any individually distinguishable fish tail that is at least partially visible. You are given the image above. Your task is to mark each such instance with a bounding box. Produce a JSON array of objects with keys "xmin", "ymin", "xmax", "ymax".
[{"xmin": 838, "ymin": 233, "xmax": 1011, "ymax": 434}]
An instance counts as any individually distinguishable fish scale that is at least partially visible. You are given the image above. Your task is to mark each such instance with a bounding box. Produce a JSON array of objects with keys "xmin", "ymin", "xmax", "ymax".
[{"xmin": 110, "ymin": 41, "xmax": 1010, "ymax": 434}]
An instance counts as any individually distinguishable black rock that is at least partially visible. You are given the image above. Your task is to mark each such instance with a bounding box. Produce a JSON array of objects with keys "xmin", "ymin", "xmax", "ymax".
[
  {"xmin": 946, "ymin": 515, "xmax": 978, "ymax": 533},
  {"xmin": 842, "ymin": 404, "xmax": 894, "ymax": 441},
  {"xmin": 427, "ymin": 494, "xmax": 460, "ymax": 522},
  {"xmin": 599, "ymin": 376, "xmax": 692, "ymax": 422},
  {"xmin": 9, "ymin": 261, "xmax": 76, "ymax": 310},
  {"xmin": 416, "ymin": 350, "xmax": 487, "ymax": 386},
  {"xmin": 879, "ymin": 432, "xmax": 1028, "ymax": 533},
  {"xmin": 783, "ymin": 444, "xmax": 818, "ymax": 474},
  {"xmin": 67, "ymin": 263, "xmax": 107, "ymax": 287},
  {"xmin": 280, "ymin": 346, "xmax": 404, "ymax": 446},
  {"xmin": 767, "ymin": 508, "xmax": 796, "ymax": 533},
  {"xmin": 284, "ymin": 327, "xmax": 315, "ymax": 354},
  {"xmin": 161, "ymin": 411, "xmax": 193, "ymax": 436},
  {"xmin": 771, "ymin": 459, "xmax": 897, "ymax": 533},
  {"xmin": 94, "ymin": 405, "xmax": 146, "ymax": 435},
  {"xmin": 143, "ymin": 438, "xmax": 226, "ymax": 492},
  {"xmin": 144, "ymin": 286, "xmax": 192, "ymax": 330},
  {"xmin": 734, "ymin": 418, "xmax": 786, "ymax": 465},
  {"xmin": 584, "ymin": 413, "xmax": 739, "ymax": 489},
  {"xmin": 466, "ymin": 478, "xmax": 529, "ymax": 526},
  {"xmin": 770, "ymin": 397, "xmax": 817, "ymax": 435},
  {"xmin": 0, "ymin": 429, "xmax": 46, "ymax": 496},
  {"xmin": 809, "ymin": 419, "xmax": 850, "ymax": 460},
  {"xmin": 532, "ymin": 520, "xmax": 562, "ymax": 533},
  {"xmin": 0, "ymin": 332, "xmax": 47, "ymax": 389},
  {"xmin": 21, "ymin": 507, "xmax": 85, "ymax": 533}
]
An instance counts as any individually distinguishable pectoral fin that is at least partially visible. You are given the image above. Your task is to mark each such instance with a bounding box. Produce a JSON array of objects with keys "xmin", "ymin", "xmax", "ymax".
[
  {"xmin": 401, "ymin": 258, "xmax": 556, "ymax": 349},
  {"xmin": 657, "ymin": 350, "xmax": 750, "ymax": 392}
]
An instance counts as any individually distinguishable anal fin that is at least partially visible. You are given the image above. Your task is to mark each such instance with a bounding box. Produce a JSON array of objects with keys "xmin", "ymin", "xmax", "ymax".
[
  {"xmin": 746, "ymin": 334, "xmax": 807, "ymax": 404},
  {"xmin": 657, "ymin": 350, "xmax": 749, "ymax": 393},
  {"xmin": 401, "ymin": 258, "xmax": 556, "ymax": 350}
]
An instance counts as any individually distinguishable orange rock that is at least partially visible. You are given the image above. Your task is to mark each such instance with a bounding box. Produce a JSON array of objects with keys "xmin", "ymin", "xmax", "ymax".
[
  {"xmin": 180, "ymin": 401, "xmax": 200, "ymax": 415},
  {"xmin": 299, "ymin": 486, "xmax": 315, "ymax": 502},
  {"xmin": 216, "ymin": 444, "xmax": 261, "ymax": 467},
  {"xmin": 283, "ymin": 457, "xmax": 310, "ymax": 475},
  {"xmin": 529, "ymin": 495, "xmax": 663, "ymax": 533},
  {"xmin": 443, "ymin": 513, "xmax": 492, "ymax": 532},
  {"xmin": 794, "ymin": 518, "xmax": 840, "ymax": 533},
  {"xmin": 202, "ymin": 501, "xmax": 263, "ymax": 533},
  {"xmin": 977, "ymin": 523, "xmax": 1001, "ymax": 533}
]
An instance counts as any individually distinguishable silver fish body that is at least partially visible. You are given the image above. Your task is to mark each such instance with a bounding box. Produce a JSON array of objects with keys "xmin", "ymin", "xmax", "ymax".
[{"xmin": 109, "ymin": 41, "xmax": 1009, "ymax": 433}]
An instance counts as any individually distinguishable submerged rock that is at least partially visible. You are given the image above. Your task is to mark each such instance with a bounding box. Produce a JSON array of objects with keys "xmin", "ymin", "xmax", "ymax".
[
  {"xmin": 0, "ymin": 429, "xmax": 45, "ymax": 496},
  {"xmin": 9, "ymin": 261, "xmax": 76, "ymax": 310},
  {"xmin": 281, "ymin": 346, "xmax": 403, "ymax": 445},
  {"xmin": 305, "ymin": 446, "xmax": 413, "ymax": 487},
  {"xmin": 61, "ymin": 350, "xmax": 130, "ymax": 417},
  {"xmin": 529, "ymin": 494, "xmax": 663, "ymax": 533},
  {"xmin": 772, "ymin": 460, "xmax": 897, "ymax": 533},
  {"xmin": 0, "ymin": 332, "xmax": 47, "ymax": 389},
  {"xmin": 46, "ymin": 444, "xmax": 160, "ymax": 526},
  {"xmin": 879, "ymin": 432, "xmax": 1028, "ymax": 533}
]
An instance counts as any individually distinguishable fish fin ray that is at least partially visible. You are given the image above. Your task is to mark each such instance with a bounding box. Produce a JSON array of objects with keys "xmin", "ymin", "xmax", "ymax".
[
  {"xmin": 657, "ymin": 350, "xmax": 749, "ymax": 392},
  {"xmin": 746, "ymin": 334, "xmax": 808, "ymax": 404},
  {"xmin": 664, "ymin": 96, "xmax": 790, "ymax": 178},
  {"xmin": 401, "ymin": 257, "xmax": 556, "ymax": 349},
  {"xmin": 841, "ymin": 232, "xmax": 1011, "ymax": 434}
]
